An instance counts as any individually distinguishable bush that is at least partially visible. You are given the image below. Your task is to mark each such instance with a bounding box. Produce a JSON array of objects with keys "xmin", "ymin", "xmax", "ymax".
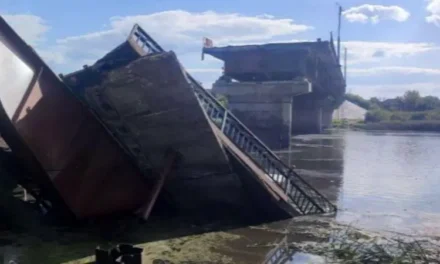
[
  {"xmin": 410, "ymin": 112, "xmax": 428, "ymax": 121},
  {"xmin": 353, "ymin": 120, "xmax": 440, "ymax": 132},
  {"xmin": 332, "ymin": 119, "xmax": 349, "ymax": 128},
  {"xmin": 427, "ymin": 110, "xmax": 440, "ymax": 121},
  {"xmin": 390, "ymin": 113, "xmax": 407, "ymax": 121},
  {"xmin": 365, "ymin": 109, "xmax": 392, "ymax": 123}
]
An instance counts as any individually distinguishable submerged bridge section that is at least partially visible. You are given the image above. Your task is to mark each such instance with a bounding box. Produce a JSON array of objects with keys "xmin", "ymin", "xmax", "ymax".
[
  {"xmin": 0, "ymin": 18, "xmax": 335, "ymax": 223},
  {"xmin": 204, "ymin": 39, "xmax": 346, "ymax": 149},
  {"xmin": 65, "ymin": 25, "xmax": 336, "ymax": 218}
]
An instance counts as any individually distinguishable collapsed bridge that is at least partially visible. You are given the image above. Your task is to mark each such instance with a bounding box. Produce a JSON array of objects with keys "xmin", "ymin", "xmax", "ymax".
[{"xmin": 0, "ymin": 18, "xmax": 336, "ymax": 223}]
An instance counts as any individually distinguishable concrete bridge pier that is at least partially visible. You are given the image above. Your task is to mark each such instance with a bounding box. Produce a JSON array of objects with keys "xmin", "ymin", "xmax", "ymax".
[
  {"xmin": 291, "ymin": 94, "xmax": 335, "ymax": 134},
  {"xmin": 213, "ymin": 79, "xmax": 311, "ymax": 150}
]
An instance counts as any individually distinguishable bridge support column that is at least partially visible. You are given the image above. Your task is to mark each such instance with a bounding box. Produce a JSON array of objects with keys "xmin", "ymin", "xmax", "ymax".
[
  {"xmin": 321, "ymin": 107, "xmax": 334, "ymax": 129},
  {"xmin": 291, "ymin": 94, "xmax": 336, "ymax": 134},
  {"xmin": 291, "ymin": 94, "xmax": 323, "ymax": 134},
  {"xmin": 213, "ymin": 80, "xmax": 311, "ymax": 149}
]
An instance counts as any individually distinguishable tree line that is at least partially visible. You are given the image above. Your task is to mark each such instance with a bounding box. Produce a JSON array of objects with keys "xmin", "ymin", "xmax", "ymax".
[
  {"xmin": 345, "ymin": 91, "xmax": 440, "ymax": 123},
  {"xmin": 345, "ymin": 91, "xmax": 440, "ymax": 112}
]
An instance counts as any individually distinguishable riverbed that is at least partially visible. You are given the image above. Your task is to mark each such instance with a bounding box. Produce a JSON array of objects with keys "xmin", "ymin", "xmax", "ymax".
[{"xmin": 1, "ymin": 130, "xmax": 440, "ymax": 263}]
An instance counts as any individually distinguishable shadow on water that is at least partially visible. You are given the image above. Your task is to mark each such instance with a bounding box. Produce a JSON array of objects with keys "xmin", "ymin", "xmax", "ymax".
[
  {"xmin": 3, "ymin": 130, "xmax": 440, "ymax": 263},
  {"xmin": 0, "ymin": 210, "xmax": 278, "ymax": 264},
  {"xmin": 0, "ymin": 132, "xmax": 346, "ymax": 264}
]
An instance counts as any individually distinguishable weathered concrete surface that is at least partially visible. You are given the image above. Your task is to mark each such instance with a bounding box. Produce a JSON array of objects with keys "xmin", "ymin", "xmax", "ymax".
[
  {"xmin": 204, "ymin": 41, "xmax": 345, "ymax": 98},
  {"xmin": 205, "ymin": 40, "xmax": 346, "ymax": 142},
  {"xmin": 68, "ymin": 51, "xmax": 244, "ymax": 212},
  {"xmin": 292, "ymin": 94, "xmax": 336, "ymax": 133},
  {"xmin": 291, "ymin": 94, "xmax": 322, "ymax": 134},
  {"xmin": 85, "ymin": 52, "xmax": 231, "ymax": 176},
  {"xmin": 213, "ymin": 79, "xmax": 311, "ymax": 149}
]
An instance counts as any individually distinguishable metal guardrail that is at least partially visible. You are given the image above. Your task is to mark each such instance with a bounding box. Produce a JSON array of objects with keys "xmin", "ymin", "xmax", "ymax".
[
  {"xmin": 129, "ymin": 24, "xmax": 337, "ymax": 215},
  {"xmin": 263, "ymin": 237, "xmax": 294, "ymax": 264}
]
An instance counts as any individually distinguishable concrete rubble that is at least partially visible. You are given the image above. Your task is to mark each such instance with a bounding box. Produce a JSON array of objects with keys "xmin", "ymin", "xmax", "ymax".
[{"xmin": 0, "ymin": 17, "xmax": 336, "ymax": 232}]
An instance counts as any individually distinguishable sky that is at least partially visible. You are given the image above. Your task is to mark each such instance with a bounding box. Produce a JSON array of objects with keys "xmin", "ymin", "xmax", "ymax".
[{"xmin": 1, "ymin": 0, "xmax": 440, "ymax": 99}]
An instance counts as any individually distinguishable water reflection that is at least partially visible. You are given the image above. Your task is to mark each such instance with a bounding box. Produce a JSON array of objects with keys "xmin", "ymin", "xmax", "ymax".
[
  {"xmin": 279, "ymin": 130, "xmax": 440, "ymax": 237},
  {"xmin": 262, "ymin": 237, "xmax": 293, "ymax": 264},
  {"xmin": 1, "ymin": 130, "xmax": 439, "ymax": 263},
  {"xmin": 276, "ymin": 132, "xmax": 345, "ymax": 203},
  {"xmin": 262, "ymin": 236, "xmax": 325, "ymax": 264}
]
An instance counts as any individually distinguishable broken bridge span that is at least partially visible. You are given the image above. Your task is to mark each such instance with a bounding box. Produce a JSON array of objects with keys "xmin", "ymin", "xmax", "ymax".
[{"xmin": 0, "ymin": 19, "xmax": 336, "ymax": 224}]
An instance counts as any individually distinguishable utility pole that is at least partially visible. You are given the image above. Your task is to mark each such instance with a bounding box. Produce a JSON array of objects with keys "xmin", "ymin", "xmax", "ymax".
[
  {"xmin": 344, "ymin": 47, "xmax": 347, "ymax": 81},
  {"xmin": 337, "ymin": 3, "xmax": 343, "ymax": 63}
]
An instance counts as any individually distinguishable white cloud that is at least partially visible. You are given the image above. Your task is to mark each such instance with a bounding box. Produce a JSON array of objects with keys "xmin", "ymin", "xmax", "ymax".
[
  {"xmin": 349, "ymin": 83, "xmax": 440, "ymax": 98},
  {"xmin": 49, "ymin": 10, "xmax": 312, "ymax": 71},
  {"xmin": 2, "ymin": 11, "xmax": 312, "ymax": 73},
  {"xmin": 426, "ymin": 0, "xmax": 440, "ymax": 26},
  {"xmin": 343, "ymin": 41, "xmax": 438, "ymax": 64},
  {"xmin": 343, "ymin": 5, "xmax": 410, "ymax": 24},
  {"xmin": 349, "ymin": 66, "xmax": 440, "ymax": 76},
  {"xmin": 2, "ymin": 14, "xmax": 49, "ymax": 45}
]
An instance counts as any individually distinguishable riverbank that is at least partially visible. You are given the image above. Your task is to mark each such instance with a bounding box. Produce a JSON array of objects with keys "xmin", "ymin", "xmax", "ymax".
[
  {"xmin": 2, "ymin": 131, "xmax": 440, "ymax": 263},
  {"xmin": 2, "ymin": 215, "xmax": 439, "ymax": 264},
  {"xmin": 352, "ymin": 120, "xmax": 440, "ymax": 132}
]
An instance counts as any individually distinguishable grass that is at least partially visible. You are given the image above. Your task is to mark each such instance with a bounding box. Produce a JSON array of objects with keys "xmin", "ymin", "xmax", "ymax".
[
  {"xmin": 292, "ymin": 227, "xmax": 440, "ymax": 264},
  {"xmin": 353, "ymin": 120, "xmax": 440, "ymax": 132},
  {"xmin": 332, "ymin": 119, "xmax": 364, "ymax": 129}
]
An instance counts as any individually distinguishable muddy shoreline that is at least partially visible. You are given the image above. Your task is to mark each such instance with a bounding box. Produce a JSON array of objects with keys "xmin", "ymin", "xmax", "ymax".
[
  {"xmin": 2, "ymin": 214, "xmax": 439, "ymax": 264},
  {"xmin": 3, "ymin": 130, "xmax": 440, "ymax": 263}
]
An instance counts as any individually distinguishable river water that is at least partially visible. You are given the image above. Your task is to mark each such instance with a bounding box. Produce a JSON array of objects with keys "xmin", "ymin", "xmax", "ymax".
[
  {"xmin": 280, "ymin": 130, "xmax": 440, "ymax": 237},
  {"xmin": 213, "ymin": 130, "xmax": 440, "ymax": 263},
  {"xmin": 143, "ymin": 130, "xmax": 440, "ymax": 263},
  {"xmin": 2, "ymin": 130, "xmax": 440, "ymax": 263}
]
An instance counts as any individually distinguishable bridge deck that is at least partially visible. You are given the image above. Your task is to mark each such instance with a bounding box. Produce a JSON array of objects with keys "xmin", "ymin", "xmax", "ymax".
[
  {"xmin": 0, "ymin": 17, "xmax": 335, "ymax": 221},
  {"xmin": 64, "ymin": 24, "xmax": 336, "ymax": 218}
]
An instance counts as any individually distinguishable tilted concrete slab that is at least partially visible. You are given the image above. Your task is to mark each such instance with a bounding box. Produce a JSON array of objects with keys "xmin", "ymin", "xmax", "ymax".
[
  {"xmin": 64, "ymin": 51, "xmax": 247, "ymax": 213},
  {"xmin": 70, "ymin": 51, "xmax": 231, "ymax": 177},
  {"xmin": 62, "ymin": 24, "xmax": 335, "ymax": 219}
]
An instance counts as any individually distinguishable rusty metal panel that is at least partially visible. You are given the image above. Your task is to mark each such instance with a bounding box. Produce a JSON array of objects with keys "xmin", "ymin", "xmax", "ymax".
[{"xmin": 0, "ymin": 16, "xmax": 152, "ymax": 219}]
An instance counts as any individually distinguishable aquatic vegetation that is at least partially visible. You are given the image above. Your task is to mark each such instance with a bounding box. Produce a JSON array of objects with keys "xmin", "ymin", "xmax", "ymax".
[{"xmin": 293, "ymin": 226, "xmax": 440, "ymax": 264}]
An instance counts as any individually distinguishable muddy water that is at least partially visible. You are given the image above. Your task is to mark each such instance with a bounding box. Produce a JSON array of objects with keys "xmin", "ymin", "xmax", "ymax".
[
  {"xmin": 2, "ymin": 130, "xmax": 440, "ymax": 263},
  {"xmin": 215, "ymin": 130, "xmax": 440, "ymax": 263},
  {"xmin": 280, "ymin": 130, "xmax": 440, "ymax": 237}
]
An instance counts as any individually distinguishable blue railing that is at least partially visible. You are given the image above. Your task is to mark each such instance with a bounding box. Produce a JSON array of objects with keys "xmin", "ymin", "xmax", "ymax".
[{"xmin": 129, "ymin": 24, "xmax": 336, "ymax": 215}]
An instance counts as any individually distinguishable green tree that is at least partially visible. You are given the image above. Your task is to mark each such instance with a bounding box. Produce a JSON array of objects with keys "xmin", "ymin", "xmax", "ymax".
[
  {"xmin": 369, "ymin": 97, "xmax": 382, "ymax": 109},
  {"xmin": 419, "ymin": 96, "xmax": 440, "ymax": 111},
  {"xmin": 381, "ymin": 97, "xmax": 404, "ymax": 111},
  {"xmin": 365, "ymin": 109, "xmax": 391, "ymax": 123},
  {"xmin": 403, "ymin": 90, "xmax": 421, "ymax": 111}
]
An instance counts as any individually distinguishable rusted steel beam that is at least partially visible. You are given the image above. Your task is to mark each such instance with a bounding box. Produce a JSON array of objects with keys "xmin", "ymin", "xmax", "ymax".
[{"xmin": 137, "ymin": 149, "xmax": 180, "ymax": 220}]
